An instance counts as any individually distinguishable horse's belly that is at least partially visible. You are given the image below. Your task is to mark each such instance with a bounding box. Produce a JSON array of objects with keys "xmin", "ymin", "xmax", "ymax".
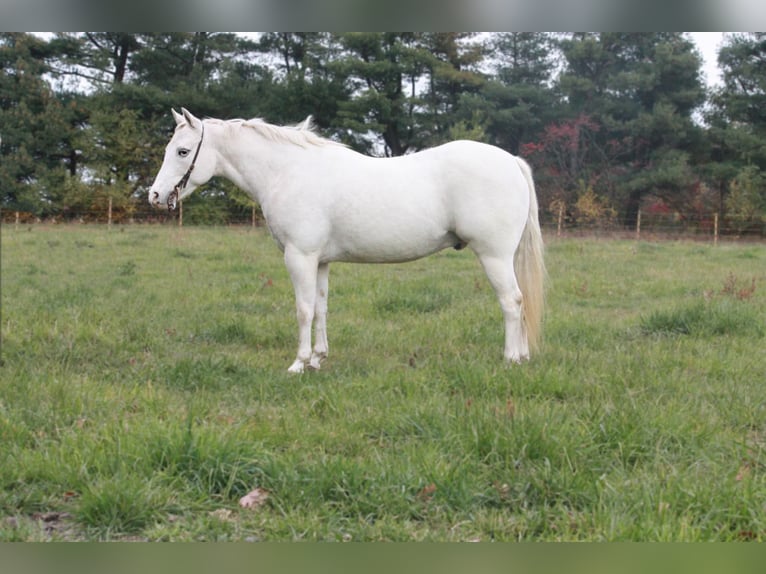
[{"xmin": 326, "ymin": 224, "xmax": 458, "ymax": 264}]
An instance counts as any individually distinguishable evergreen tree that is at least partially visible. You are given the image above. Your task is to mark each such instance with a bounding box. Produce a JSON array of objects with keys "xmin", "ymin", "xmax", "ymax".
[
  {"xmin": 0, "ymin": 33, "xmax": 82, "ymax": 216},
  {"xmin": 330, "ymin": 33, "xmax": 425, "ymax": 155},
  {"xmin": 706, "ymin": 33, "xmax": 766, "ymax": 226},
  {"xmin": 554, "ymin": 33, "xmax": 706, "ymax": 224},
  {"xmin": 255, "ymin": 33, "xmax": 348, "ymax": 129},
  {"xmin": 460, "ymin": 32, "xmax": 560, "ymax": 154},
  {"xmin": 714, "ymin": 32, "xmax": 766, "ymax": 142},
  {"xmin": 417, "ymin": 33, "xmax": 486, "ymax": 147}
]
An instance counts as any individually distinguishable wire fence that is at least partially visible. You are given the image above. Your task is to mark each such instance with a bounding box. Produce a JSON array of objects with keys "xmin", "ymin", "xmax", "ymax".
[
  {"xmin": 539, "ymin": 208, "xmax": 765, "ymax": 243},
  {"xmin": 1, "ymin": 200, "xmax": 262, "ymax": 227},
  {"xmin": 2, "ymin": 204, "xmax": 765, "ymax": 243}
]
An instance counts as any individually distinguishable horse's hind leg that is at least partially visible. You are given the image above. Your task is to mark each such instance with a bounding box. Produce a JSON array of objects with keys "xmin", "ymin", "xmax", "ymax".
[
  {"xmin": 476, "ymin": 252, "xmax": 528, "ymax": 363},
  {"xmin": 310, "ymin": 263, "xmax": 330, "ymax": 370},
  {"xmin": 284, "ymin": 246, "xmax": 318, "ymax": 373}
]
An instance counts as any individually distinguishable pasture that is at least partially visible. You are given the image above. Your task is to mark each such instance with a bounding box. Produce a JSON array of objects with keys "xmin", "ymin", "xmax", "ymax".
[{"xmin": 1, "ymin": 224, "xmax": 764, "ymax": 541}]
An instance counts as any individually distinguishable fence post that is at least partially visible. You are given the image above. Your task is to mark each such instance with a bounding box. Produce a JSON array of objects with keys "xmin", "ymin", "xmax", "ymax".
[
  {"xmin": 636, "ymin": 208, "xmax": 641, "ymax": 241},
  {"xmin": 15, "ymin": 211, "xmax": 19, "ymax": 230},
  {"xmin": 557, "ymin": 203, "xmax": 564, "ymax": 237},
  {"xmin": 108, "ymin": 197, "xmax": 113, "ymax": 228},
  {"xmin": 252, "ymin": 204, "xmax": 256, "ymax": 229},
  {"xmin": 178, "ymin": 200, "xmax": 183, "ymax": 227},
  {"xmin": 714, "ymin": 212, "xmax": 719, "ymax": 246}
]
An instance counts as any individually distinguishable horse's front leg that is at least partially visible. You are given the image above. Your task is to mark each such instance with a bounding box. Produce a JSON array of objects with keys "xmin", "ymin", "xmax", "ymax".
[
  {"xmin": 284, "ymin": 246, "xmax": 318, "ymax": 373},
  {"xmin": 309, "ymin": 263, "xmax": 330, "ymax": 370}
]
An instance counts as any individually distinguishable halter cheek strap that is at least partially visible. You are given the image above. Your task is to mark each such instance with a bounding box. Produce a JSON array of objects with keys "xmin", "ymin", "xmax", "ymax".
[{"xmin": 168, "ymin": 123, "xmax": 205, "ymax": 211}]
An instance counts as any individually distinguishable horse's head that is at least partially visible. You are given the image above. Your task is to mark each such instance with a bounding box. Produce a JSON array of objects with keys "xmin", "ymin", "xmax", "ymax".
[{"xmin": 149, "ymin": 108, "xmax": 214, "ymax": 210}]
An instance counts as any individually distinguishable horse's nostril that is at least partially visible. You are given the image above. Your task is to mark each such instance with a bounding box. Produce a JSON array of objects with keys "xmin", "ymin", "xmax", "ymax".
[{"xmin": 152, "ymin": 192, "xmax": 159, "ymax": 200}]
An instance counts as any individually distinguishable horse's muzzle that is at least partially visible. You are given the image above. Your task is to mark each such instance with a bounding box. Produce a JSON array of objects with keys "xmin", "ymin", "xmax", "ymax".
[{"xmin": 149, "ymin": 190, "xmax": 178, "ymax": 212}]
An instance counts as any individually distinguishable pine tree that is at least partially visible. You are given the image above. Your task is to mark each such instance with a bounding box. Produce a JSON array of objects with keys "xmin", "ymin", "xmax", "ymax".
[{"xmin": 0, "ymin": 33, "xmax": 81, "ymax": 216}]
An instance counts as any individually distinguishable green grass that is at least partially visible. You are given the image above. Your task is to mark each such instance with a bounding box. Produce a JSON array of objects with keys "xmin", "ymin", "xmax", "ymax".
[{"xmin": 1, "ymin": 224, "xmax": 765, "ymax": 541}]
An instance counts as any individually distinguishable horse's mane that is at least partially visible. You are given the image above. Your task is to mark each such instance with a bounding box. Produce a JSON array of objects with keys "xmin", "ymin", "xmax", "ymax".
[{"xmin": 206, "ymin": 116, "xmax": 344, "ymax": 149}]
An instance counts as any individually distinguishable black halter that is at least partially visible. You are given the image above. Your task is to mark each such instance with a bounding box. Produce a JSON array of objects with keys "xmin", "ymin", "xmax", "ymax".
[{"xmin": 168, "ymin": 123, "xmax": 205, "ymax": 212}]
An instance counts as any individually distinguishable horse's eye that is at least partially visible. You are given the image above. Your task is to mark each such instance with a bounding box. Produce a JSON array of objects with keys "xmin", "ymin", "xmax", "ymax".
[{"xmin": 178, "ymin": 148, "xmax": 190, "ymax": 158}]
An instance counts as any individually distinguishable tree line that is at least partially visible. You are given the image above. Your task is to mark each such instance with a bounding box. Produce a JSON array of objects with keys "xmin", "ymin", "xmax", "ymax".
[{"xmin": 1, "ymin": 32, "xmax": 765, "ymax": 232}]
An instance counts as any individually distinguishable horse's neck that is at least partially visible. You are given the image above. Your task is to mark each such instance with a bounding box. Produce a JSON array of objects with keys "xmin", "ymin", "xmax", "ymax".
[{"xmin": 212, "ymin": 124, "xmax": 288, "ymax": 205}]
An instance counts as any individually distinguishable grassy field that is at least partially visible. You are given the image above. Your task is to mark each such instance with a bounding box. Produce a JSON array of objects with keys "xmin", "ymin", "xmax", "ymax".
[{"xmin": 1, "ymin": 224, "xmax": 764, "ymax": 541}]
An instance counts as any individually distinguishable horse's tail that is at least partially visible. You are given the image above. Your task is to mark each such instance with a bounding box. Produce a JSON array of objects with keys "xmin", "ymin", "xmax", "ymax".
[{"xmin": 513, "ymin": 157, "xmax": 546, "ymax": 354}]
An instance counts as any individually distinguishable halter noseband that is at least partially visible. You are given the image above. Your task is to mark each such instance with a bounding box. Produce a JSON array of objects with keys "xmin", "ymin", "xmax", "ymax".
[{"xmin": 168, "ymin": 122, "xmax": 205, "ymax": 212}]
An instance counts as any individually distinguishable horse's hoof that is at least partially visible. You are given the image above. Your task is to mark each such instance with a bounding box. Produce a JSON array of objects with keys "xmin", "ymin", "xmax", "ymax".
[
  {"xmin": 287, "ymin": 360, "xmax": 305, "ymax": 374},
  {"xmin": 503, "ymin": 354, "xmax": 528, "ymax": 365},
  {"xmin": 308, "ymin": 353, "xmax": 325, "ymax": 371}
]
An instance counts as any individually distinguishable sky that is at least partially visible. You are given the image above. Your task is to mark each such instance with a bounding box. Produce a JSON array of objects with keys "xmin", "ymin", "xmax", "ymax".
[{"xmin": 688, "ymin": 32, "xmax": 725, "ymax": 87}]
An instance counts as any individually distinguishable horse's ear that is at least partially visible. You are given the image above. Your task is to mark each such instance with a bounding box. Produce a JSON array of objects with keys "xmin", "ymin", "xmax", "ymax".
[
  {"xmin": 296, "ymin": 115, "xmax": 314, "ymax": 131},
  {"xmin": 181, "ymin": 108, "xmax": 201, "ymax": 130},
  {"xmin": 172, "ymin": 108, "xmax": 184, "ymax": 126}
]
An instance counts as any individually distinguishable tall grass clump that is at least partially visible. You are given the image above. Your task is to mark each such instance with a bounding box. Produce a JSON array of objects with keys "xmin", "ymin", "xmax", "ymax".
[
  {"xmin": 640, "ymin": 299, "xmax": 764, "ymax": 338},
  {"xmin": 76, "ymin": 477, "xmax": 168, "ymax": 537},
  {"xmin": 144, "ymin": 416, "xmax": 266, "ymax": 500},
  {"xmin": 640, "ymin": 271, "xmax": 763, "ymax": 338}
]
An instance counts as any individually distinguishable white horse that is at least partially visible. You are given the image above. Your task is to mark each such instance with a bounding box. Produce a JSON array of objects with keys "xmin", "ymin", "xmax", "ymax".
[{"xmin": 149, "ymin": 108, "xmax": 545, "ymax": 373}]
